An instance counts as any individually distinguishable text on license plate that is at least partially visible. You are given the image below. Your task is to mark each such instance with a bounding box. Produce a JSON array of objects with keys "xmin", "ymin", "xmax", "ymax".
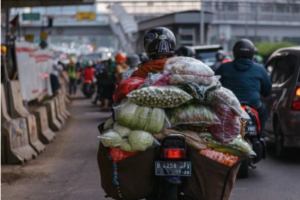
[{"xmin": 155, "ymin": 161, "xmax": 192, "ymax": 176}]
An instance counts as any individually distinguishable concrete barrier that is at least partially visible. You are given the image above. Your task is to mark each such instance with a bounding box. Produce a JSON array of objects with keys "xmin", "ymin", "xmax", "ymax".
[
  {"xmin": 58, "ymin": 90, "xmax": 70, "ymax": 118},
  {"xmin": 33, "ymin": 107, "xmax": 56, "ymax": 144},
  {"xmin": 44, "ymin": 100, "xmax": 62, "ymax": 131},
  {"xmin": 1, "ymin": 84, "xmax": 37, "ymax": 164},
  {"xmin": 8, "ymin": 81, "xmax": 45, "ymax": 154},
  {"xmin": 59, "ymin": 75, "xmax": 70, "ymax": 104},
  {"xmin": 54, "ymin": 96, "xmax": 66, "ymax": 124},
  {"xmin": 57, "ymin": 94, "xmax": 69, "ymax": 120}
]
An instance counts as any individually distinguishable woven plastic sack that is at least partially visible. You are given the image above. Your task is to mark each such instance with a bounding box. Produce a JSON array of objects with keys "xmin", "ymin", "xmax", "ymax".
[
  {"xmin": 166, "ymin": 104, "xmax": 221, "ymax": 127},
  {"xmin": 164, "ymin": 57, "xmax": 215, "ymax": 85},
  {"xmin": 127, "ymin": 86, "xmax": 192, "ymax": 108}
]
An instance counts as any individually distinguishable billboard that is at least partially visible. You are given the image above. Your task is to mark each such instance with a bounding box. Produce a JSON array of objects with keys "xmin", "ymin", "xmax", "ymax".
[{"xmin": 15, "ymin": 41, "xmax": 53, "ymax": 101}]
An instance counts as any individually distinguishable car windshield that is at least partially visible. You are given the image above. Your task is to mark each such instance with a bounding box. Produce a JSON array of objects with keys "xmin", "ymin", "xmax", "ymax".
[{"xmin": 196, "ymin": 51, "xmax": 218, "ymax": 66}]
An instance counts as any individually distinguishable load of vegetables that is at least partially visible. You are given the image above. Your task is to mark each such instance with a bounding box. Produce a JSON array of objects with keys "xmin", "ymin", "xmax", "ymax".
[
  {"xmin": 99, "ymin": 55, "xmax": 254, "ymax": 167},
  {"xmin": 127, "ymin": 86, "xmax": 192, "ymax": 108}
]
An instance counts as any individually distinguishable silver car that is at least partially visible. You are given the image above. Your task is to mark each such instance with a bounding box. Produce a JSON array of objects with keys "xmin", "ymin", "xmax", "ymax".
[{"xmin": 263, "ymin": 46, "xmax": 300, "ymax": 157}]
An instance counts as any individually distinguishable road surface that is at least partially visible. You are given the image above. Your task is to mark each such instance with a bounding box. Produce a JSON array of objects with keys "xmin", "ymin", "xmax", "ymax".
[{"xmin": 2, "ymin": 97, "xmax": 300, "ymax": 200}]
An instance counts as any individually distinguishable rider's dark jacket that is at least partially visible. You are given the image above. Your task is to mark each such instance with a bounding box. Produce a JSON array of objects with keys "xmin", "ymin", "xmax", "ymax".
[{"xmin": 215, "ymin": 58, "xmax": 272, "ymax": 107}]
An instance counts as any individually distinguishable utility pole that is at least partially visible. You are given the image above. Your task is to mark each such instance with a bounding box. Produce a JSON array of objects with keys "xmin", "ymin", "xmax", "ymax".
[{"xmin": 200, "ymin": 0, "xmax": 205, "ymax": 44}]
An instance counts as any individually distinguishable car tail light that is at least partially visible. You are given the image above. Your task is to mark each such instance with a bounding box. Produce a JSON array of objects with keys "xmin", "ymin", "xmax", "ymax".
[
  {"xmin": 85, "ymin": 79, "xmax": 92, "ymax": 83},
  {"xmin": 292, "ymin": 87, "xmax": 300, "ymax": 110},
  {"xmin": 296, "ymin": 88, "xmax": 300, "ymax": 97},
  {"xmin": 163, "ymin": 148, "xmax": 186, "ymax": 159}
]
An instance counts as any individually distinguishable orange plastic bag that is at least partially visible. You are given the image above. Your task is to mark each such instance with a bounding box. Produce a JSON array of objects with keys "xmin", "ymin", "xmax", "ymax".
[
  {"xmin": 199, "ymin": 149, "xmax": 238, "ymax": 167},
  {"xmin": 109, "ymin": 148, "xmax": 138, "ymax": 163},
  {"xmin": 113, "ymin": 77, "xmax": 145, "ymax": 103}
]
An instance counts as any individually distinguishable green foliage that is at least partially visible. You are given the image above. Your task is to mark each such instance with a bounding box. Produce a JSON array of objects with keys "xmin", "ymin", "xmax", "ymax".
[{"xmin": 255, "ymin": 42, "xmax": 297, "ymax": 57}]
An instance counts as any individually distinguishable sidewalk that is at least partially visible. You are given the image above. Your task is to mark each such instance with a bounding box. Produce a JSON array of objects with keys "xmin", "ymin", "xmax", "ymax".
[{"xmin": 1, "ymin": 96, "xmax": 112, "ymax": 200}]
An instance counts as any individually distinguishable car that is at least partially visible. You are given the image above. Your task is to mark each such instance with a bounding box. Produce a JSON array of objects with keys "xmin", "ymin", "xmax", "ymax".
[
  {"xmin": 190, "ymin": 45, "xmax": 223, "ymax": 67},
  {"xmin": 263, "ymin": 46, "xmax": 300, "ymax": 157}
]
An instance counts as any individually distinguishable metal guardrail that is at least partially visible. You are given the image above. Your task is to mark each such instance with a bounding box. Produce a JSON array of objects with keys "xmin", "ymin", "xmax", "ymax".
[{"xmin": 213, "ymin": 12, "xmax": 300, "ymax": 23}]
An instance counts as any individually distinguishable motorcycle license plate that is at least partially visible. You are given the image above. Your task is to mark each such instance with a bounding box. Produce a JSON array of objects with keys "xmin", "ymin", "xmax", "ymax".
[
  {"xmin": 246, "ymin": 125, "xmax": 257, "ymax": 136},
  {"xmin": 155, "ymin": 161, "xmax": 192, "ymax": 177}
]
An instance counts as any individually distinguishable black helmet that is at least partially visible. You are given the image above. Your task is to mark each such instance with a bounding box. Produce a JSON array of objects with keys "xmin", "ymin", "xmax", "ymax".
[
  {"xmin": 144, "ymin": 27, "xmax": 176, "ymax": 59},
  {"xmin": 233, "ymin": 39, "xmax": 255, "ymax": 59},
  {"xmin": 216, "ymin": 50, "xmax": 226, "ymax": 61},
  {"xmin": 175, "ymin": 46, "xmax": 196, "ymax": 58}
]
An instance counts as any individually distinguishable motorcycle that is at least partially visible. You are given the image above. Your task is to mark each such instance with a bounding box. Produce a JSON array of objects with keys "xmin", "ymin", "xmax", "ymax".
[
  {"xmin": 150, "ymin": 134, "xmax": 191, "ymax": 200},
  {"xmin": 82, "ymin": 78, "xmax": 95, "ymax": 98},
  {"xmin": 238, "ymin": 104, "xmax": 266, "ymax": 178}
]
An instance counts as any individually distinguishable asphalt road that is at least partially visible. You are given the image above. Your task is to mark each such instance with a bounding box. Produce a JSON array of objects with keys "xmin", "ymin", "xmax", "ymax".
[{"xmin": 2, "ymin": 96, "xmax": 300, "ymax": 200}]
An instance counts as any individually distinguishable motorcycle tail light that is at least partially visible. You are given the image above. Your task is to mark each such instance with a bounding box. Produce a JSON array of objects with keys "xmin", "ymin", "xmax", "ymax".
[
  {"xmin": 85, "ymin": 79, "xmax": 92, "ymax": 83},
  {"xmin": 163, "ymin": 148, "xmax": 186, "ymax": 159},
  {"xmin": 78, "ymin": 71, "xmax": 82, "ymax": 75}
]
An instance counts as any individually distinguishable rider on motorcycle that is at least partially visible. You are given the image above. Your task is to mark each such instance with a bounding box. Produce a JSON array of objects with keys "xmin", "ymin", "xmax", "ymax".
[
  {"xmin": 215, "ymin": 39, "xmax": 272, "ymax": 137},
  {"xmin": 211, "ymin": 50, "xmax": 231, "ymax": 72},
  {"xmin": 83, "ymin": 60, "xmax": 95, "ymax": 83},
  {"xmin": 131, "ymin": 27, "xmax": 176, "ymax": 79}
]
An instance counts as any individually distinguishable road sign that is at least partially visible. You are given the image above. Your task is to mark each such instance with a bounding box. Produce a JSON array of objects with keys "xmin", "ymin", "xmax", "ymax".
[
  {"xmin": 24, "ymin": 35, "xmax": 35, "ymax": 42},
  {"xmin": 77, "ymin": 12, "xmax": 95, "ymax": 21},
  {"xmin": 22, "ymin": 13, "xmax": 40, "ymax": 21}
]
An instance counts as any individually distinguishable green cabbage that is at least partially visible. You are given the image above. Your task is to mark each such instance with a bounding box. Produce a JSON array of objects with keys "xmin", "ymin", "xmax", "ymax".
[
  {"xmin": 113, "ymin": 122, "xmax": 131, "ymax": 137},
  {"xmin": 144, "ymin": 108, "xmax": 165, "ymax": 133},
  {"xmin": 101, "ymin": 130, "xmax": 122, "ymax": 147},
  {"xmin": 131, "ymin": 106, "xmax": 150, "ymax": 130},
  {"xmin": 117, "ymin": 101, "xmax": 166, "ymax": 133},
  {"xmin": 129, "ymin": 131, "xmax": 154, "ymax": 151},
  {"xmin": 120, "ymin": 139, "xmax": 135, "ymax": 152},
  {"xmin": 117, "ymin": 101, "xmax": 138, "ymax": 126},
  {"xmin": 104, "ymin": 117, "xmax": 114, "ymax": 130}
]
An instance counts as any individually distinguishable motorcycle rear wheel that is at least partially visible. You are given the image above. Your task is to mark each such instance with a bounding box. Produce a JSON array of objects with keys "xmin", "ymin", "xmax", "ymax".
[{"xmin": 165, "ymin": 182, "xmax": 178, "ymax": 200}]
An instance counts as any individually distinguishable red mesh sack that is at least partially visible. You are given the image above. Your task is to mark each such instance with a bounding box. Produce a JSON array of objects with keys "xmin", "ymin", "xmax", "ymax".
[
  {"xmin": 113, "ymin": 77, "xmax": 145, "ymax": 103},
  {"xmin": 209, "ymin": 104, "xmax": 241, "ymax": 143},
  {"xmin": 109, "ymin": 148, "xmax": 138, "ymax": 163}
]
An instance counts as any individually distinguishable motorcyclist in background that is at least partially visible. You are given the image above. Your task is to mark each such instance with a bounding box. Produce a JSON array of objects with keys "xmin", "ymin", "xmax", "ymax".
[
  {"xmin": 211, "ymin": 50, "xmax": 231, "ymax": 72},
  {"xmin": 252, "ymin": 48, "xmax": 264, "ymax": 65},
  {"xmin": 131, "ymin": 27, "xmax": 176, "ymax": 79},
  {"xmin": 115, "ymin": 53, "xmax": 129, "ymax": 84},
  {"xmin": 93, "ymin": 59, "xmax": 106, "ymax": 105},
  {"xmin": 215, "ymin": 39, "xmax": 272, "ymax": 137},
  {"xmin": 83, "ymin": 60, "xmax": 95, "ymax": 83},
  {"xmin": 67, "ymin": 57, "xmax": 78, "ymax": 95},
  {"xmin": 175, "ymin": 46, "xmax": 196, "ymax": 58},
  {"xmin": 122, "ymin": 54, "xmax": 141, "ymax": 81}
]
